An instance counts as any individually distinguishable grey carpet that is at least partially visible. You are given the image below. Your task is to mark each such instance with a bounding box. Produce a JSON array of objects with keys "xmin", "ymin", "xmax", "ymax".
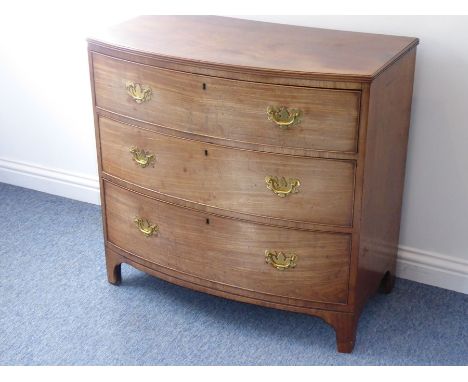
[{"xmin": 0, "ymin": 182, "xmax": 466, "ymax": 365}]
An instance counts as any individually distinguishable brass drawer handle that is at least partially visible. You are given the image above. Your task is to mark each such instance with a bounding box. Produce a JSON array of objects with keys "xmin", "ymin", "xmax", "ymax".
[
  {"xmin": 267, "ymin": 106, "xmax": 301, "ymax": 128},
  {"xmin": 129, "ymin": 146, "xmax": 155, "ymax": 168},
  {"xmin": 134, "ymin": 217, "xmax": 159, "ymax": 237},
  {"xmin": 126, "ymin": 81, "xmax": 152, "ymax": 103},
  {"xmin": 265, "ymin": 250, "xmax": 297, "ymax": 270},
  {"xmin": 265, "ymin": 176, "xmax": 300, "ymax": 197}
]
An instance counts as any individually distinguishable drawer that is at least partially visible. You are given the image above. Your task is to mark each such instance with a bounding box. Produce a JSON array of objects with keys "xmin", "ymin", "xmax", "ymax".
[
  {"xmin": 92, "ymin": 53, "xmax": 361, "ymax": 153},
  {"xmin": 99, "ymin": 117, "xmax": 356, "ymax": 227},
  {"xmin": 104, "ymin": 181, "xmax": 351, "ymax": 304}
]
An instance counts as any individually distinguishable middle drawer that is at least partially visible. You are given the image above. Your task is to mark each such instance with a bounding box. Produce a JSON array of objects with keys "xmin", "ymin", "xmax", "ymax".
[{"xmin": 99, "ymin": 117, "xmax": 356, "ymax": 227}]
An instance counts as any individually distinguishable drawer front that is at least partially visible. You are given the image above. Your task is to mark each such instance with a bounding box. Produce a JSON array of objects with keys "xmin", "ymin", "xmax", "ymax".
[
  {"xmin": 104, "ymin": 181, "xmax": 351, "ymax": 304},
  {"xmin": 93, "ymin": 53, "xmax": 361, "ymax": 153},
  {"xmin": 99, "ymin": 117, "xmax": 356, "ymax": 227}
]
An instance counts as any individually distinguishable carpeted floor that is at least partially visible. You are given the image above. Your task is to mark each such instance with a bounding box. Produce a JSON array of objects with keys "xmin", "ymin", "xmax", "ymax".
[{"xmin": 0, "ymin": 182, "xmax": 466, "ymax": 365}]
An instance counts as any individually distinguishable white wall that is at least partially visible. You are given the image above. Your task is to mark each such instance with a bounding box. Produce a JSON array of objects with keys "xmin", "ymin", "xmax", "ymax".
[
  {"xmin": 0, "ymin": 13, "xmax": 134, "ymax": 203},
  {"xmin": 0, "ymin": 15, "xmax": 467, "ymax": 293}
]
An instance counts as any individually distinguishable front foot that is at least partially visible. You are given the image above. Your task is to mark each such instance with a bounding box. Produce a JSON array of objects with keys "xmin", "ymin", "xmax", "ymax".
[
  {"xmin": 337, "ymin": 338, "xmax": 356, "ymax": 353},
  {"xmin": 106, "ymin": 249, "xmax": 122, "ymax": 285},
  {"xmin": 328, "ymin": 312, "xmax": 358, "ymax": 353}
]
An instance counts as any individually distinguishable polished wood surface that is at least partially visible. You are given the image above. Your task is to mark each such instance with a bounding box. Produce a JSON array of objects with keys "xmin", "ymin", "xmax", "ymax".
[
  {"xmin": 96, "ymin": 108, "xmax": 360, "ymax": 160},
  {"xmin": 105, "ymin": 245, "xmax": 359, "ymax": 352},
  {"xmin": 99, "ymin": 117, "xmax": 356, "ymax": 227},
  {"xmin": 93, "ymin": 53, "xmax": 361, "ymax": 153},
  {"xmin": 104, "ymin": 181, "xmax": 351, "ymax": 304},
  {"xmin": 89, "ymin": 16, "xmax": 418, "ymax": 353},
  {"xmin": 355, "ymin": 48, "xmax": 417, "ymax": 312},
  {"xmin": 88, "ymin": 16, "xmax": 418, "ymax": 81}
]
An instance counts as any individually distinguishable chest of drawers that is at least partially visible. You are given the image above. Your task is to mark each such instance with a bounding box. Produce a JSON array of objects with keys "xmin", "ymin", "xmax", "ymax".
[{"xmin": 88, "ymin": 16, "xmax": 418, "ymax": 353}]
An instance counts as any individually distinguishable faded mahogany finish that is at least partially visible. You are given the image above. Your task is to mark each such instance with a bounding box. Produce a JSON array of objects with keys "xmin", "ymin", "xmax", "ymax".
[
  {"xmin": 93, "ymin": 53, "xmax": 361, "ymax": 154},
  {"xmin": 99, "ymin": 117, "xmax": 356, "ymax": 227},
  {"xmin": 88, "ymin": 15, "xmax": 417, "ymax": 82},
  {"xmin": 355, "ymin": 49, "xmax": 417, "ymax": 311},
  {"xmin": 88, "ymin": 16, "xmax": 418, "ymax": 353},
  {"xmin": 104, "ymin": 181, "xmax": 351, "ymax": 304}
]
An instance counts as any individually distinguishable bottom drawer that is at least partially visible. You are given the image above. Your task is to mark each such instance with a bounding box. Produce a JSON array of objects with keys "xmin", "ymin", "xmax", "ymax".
[{"xmin": 104, "ymin": 181, "xmax": 351, "ymax": 304}]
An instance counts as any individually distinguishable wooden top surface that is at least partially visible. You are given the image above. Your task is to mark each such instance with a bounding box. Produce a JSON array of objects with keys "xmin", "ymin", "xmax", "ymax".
[{"xmin": 88, "ymin": 16, "xmax": 418, "ymax": 81}]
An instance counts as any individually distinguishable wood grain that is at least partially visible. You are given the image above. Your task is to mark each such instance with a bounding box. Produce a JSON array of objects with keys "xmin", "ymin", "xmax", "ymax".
[
  {"xmin": 355, "ymin": 48, "xmax": 417, "ymax": 312},
  {"xmin": 95, "ymin": 109, "xmax": 360, "ymax": 160},
  {"xmin": 88, "ymin": 16, "xmax": 418, "ymax": 82},
  {"xmin": 93, "ymin": 53, "xmax": 361, "ymax": 153},
  {"xmin": 88, "ymin": 16, "xmax": 419, "ymax": 353},
  {"xmin": 89, "ymin": 43, "xmax": 366, "ymax": 89},
  {"xmin": 99, "ymin": 116, "xmax": 356, "ymax": 227},
  {"xmin": 104, "ymin": 180, "xmax": 351, "ymax": 304},
  {"xmin": 105, "ymin": 245, "xmax": 358, "ymax": 350},
  {"xmin": 106, "ymin": 245, "xmax": 359, "ymax": 351}
]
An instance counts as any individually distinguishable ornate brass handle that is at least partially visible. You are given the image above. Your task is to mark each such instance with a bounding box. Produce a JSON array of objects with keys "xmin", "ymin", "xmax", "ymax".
[
  {"xmin": 126, "ymin": 81, "xmax": 152, "ymax": 103},
  {"xmin": 129, "ymin": 146, "xmax": 155, "ymax": 168},
  {"xmin": 265, "ymin": 250, "xmax": 297, "ymax": 270},
  {"xmin": 267, "ymin": 106, "xmax": 301, "ymax": 128},
  {"xmin": 134, "ymin": 217, "xmax": 159, "ymax": 237},
  {"xmin": 265, "ymin": 176, "xmax": 300, "ymax": 197}
]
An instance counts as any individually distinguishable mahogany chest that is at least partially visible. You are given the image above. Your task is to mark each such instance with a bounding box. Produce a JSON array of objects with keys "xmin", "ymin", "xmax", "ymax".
[{"xmin": 88, "ymin": 16, "xmax": 418, "ymax": 353}]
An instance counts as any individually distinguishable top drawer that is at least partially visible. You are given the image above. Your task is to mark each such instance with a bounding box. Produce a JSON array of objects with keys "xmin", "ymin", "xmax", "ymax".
[{"xmin": 92, "ymin": 53, "xmax": 361, "ymax": 153}]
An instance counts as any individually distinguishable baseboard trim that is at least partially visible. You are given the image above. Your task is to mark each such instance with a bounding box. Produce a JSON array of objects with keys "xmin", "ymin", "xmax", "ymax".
[
  {"xmin": 0, "ymin": 158, "xmax": 100, "ymax": 204},
  {"xmin": 396, "ymin": 246, "xmax": 468, "ymax": 294},
  {"xmin": 0, "ymin": 158, "xmax": 466, "ymax": 294}
]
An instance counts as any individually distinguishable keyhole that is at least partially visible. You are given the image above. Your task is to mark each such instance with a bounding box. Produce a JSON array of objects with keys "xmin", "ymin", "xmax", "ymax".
[
  {"xmin": 206, "ymin": 218, "xmax": 210, "ymax": 225},
  {"xmin": 202, "ymin": 83, "xmax": 207, "ymax": 90},
  {"xmin": 204, "ymin": 149, "xmax": 208, "ymax": 156}
]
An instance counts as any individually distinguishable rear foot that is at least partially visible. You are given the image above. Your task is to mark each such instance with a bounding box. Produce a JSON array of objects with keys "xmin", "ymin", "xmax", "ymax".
[{"xmin": 379, "ymin": 271, "xmax": 395, "ymax": 294}]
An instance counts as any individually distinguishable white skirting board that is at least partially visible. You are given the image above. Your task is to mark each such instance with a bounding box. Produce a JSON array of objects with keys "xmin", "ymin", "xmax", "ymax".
[
  {"xmin": 0, "ymin": 158, "xmax": 100, "ymax": 205},
  {"xmin": 0, "ymin": 157, "xmax": 467, "ymax": 294},
  {"xmin": 396, "ymin": 246, "xmax": 468, "ymax": 294}
]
